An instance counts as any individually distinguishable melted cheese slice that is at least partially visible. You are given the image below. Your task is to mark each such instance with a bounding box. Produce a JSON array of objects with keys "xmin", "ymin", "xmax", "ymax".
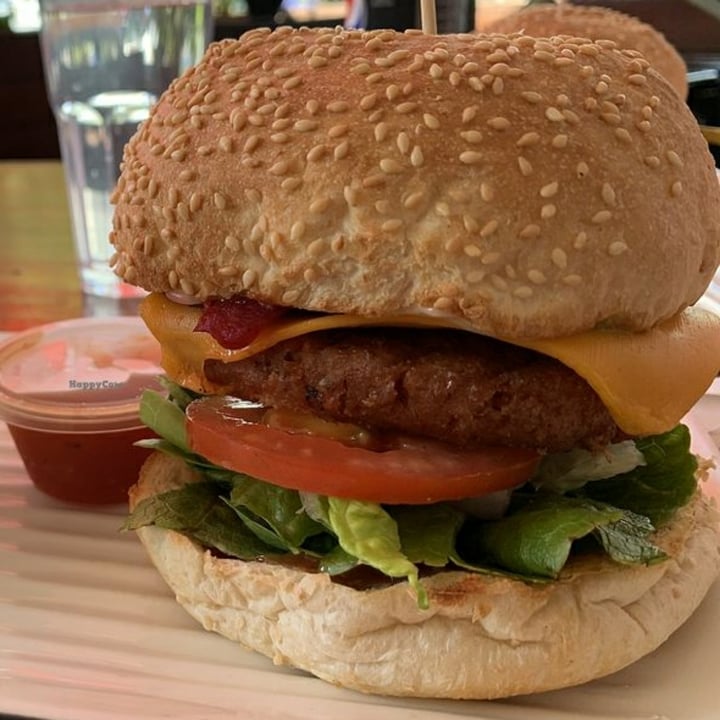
[{"xmin": 141, "ymin": 293, "xmax": 720, "ymax": 437}]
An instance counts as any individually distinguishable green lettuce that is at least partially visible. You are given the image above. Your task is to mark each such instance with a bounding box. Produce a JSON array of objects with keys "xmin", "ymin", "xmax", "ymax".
[{"xmin": 126, "ymin": 386, "xmax": 698, "ymax": 605}]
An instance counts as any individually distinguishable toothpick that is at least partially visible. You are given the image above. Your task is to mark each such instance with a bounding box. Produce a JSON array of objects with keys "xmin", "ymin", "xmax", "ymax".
[{"xmin": 420, "ymin": 0, "xmax": 437, "ymax": 34}]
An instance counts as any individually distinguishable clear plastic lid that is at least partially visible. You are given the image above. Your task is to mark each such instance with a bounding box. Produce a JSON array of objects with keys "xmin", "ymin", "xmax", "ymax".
[{"xmin": 0, "ymin": 316, "xmax": 162, "ymax": 432}]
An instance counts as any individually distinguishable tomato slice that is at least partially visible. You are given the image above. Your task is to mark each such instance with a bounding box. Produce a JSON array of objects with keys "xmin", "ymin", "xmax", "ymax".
[{"xmin": 186, "ymin": 397, "xmax": 540, "ymax": 504}]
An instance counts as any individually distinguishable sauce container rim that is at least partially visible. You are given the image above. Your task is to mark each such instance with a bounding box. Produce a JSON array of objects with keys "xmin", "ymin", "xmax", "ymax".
[{"xmin": 0, "ymin": 316, "xmax": 159, "ymax": 432}]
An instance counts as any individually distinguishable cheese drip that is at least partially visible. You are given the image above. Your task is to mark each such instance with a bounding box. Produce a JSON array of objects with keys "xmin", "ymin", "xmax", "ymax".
[{"xmin": 141, "ymin": 293, "xmax": 720, "ymax": 437}]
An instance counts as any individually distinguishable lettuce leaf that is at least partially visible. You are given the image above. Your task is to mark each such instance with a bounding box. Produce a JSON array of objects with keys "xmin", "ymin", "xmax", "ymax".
[
  {"xmin": 457, "ymin": 494, "xmax": 666, "ymax": 578},
  {"xmin": 576, "ymin": 425, "xmax": 697, "ymax": 526},
  {"xmin": 126, "ymin": 384, "xmax": 696, "ymax": 605}
]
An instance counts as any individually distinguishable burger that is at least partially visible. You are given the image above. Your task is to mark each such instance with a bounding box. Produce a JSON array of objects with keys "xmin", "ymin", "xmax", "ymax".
[
  {"xmin": 110, "ymin": 27, "xmax": 720, "ymax": 699},
  {"xmin": 483, "ymin": 4, "xmax": 688, "ymax": 98}
]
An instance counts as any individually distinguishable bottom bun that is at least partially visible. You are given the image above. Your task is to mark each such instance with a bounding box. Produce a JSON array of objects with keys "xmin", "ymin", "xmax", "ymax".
[{"xmin": 129, "ymin": 452, "xmax": 720, "ymax": 699}]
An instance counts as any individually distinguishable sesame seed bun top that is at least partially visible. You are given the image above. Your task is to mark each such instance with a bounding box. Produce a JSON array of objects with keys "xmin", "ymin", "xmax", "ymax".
[
  {"xmin": 483, "ymin": 4, "xmax": 688, "ymax": 98},
  {"xmin": 110, "ymin": 27, "xmax": 720, "ymax": 340}
]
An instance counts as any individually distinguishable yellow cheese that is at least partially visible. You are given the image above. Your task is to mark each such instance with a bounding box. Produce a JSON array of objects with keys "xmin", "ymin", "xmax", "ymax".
[{"xmin": 141, "ymin": 293, "xmax": 720, "ymax": 437}]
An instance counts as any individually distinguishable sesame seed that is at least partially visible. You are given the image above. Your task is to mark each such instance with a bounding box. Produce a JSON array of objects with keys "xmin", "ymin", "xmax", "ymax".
[
  {"xmin": 225, "ymin": 235, "xmax": 240, "ymax": 251},
  {"xmin": 528, "ymin": 269, "xmax": 546, "ymax": 284},
  {"xmin": 521, "ymin": 91, "xmax": 542, "ymax": 104},
  {"xmin": 385, "ymin": 83, "xmax": 400, "ymax": 101},
  {"xmin": 615, "ymin": 128, "xmax": 632, "ymax": 143},
  {"xmin": 519, "ymin": 224, "xmax": 541, "ymax": 239},
  {"xmin": 397, "ymin": 132, "xmax": 410, "ymax": 154},
  {"xmin": 594, "ymin": 81, "xmax": 609, "ymax": 96},
  {"xmin": 242, "ymin": 269, "xmax": 257, "ymax": 287},
  {"xmin": 480, "ymin": 183, "xmax": 494, "ymax": 202},
  {"xmin": 545, "ymin": 107, "xmax": 564, "ymax": 122},
  {"xmin": 180, "ymin": 279, "xmax": 195, "ymax": 296},
  {"xmin": 189, "ymin": 192, "xmax": 204, "ymax": 213},
  {"xmin": 541, "ymin": 204, "xmax": 557, "ymax": 219},
  {"xmin": 487, "ymin": 117, "xmax": 511, "ymax": 131},
  {"xmin": 574, "ymin": 232, "xmax": 587, "ymax": 249},
  {"xmin": 214, "ymin": 192, "xmax": 228, "ymax": 210},
  {"xmin": 516, "ymin": 132, "xmax": 540, "ymax": 148},
  {"xmin": 294, "ymin": 119, "xmax": 319, "ymax": 132},
  {"xmin": 518, "ymin": 156, "xmax": 533, "ymax": 176},
  {"xmin": 382, "ymin": 218, "xmax": 403, "ymax": 232},
  {"xmin": 380, "ymin": 158, "xmax": 403, "ymax": 174},
  {"xmin": 602, "ymin": 183, "xmax": 616, "ymax": 206},
  {"xmin": 462, "ymin": 105, "xmax": 478, "ymax": 123},
  {"xmin": 308, "ymin": 55, "xmax": 327, "ymax": 69},
  {"xmin": 269, "ymin": 160, "xmax": 290, "ymax": 176},
  {"xmin": 396, "ymin": 101, "xmax": 417, "ymax": 114},
  {"xmin": 309, "ymin": 198, "xmax": 330, "ymax": 214},
  {"xmin": 404, "ymin": 190, "xmax": 424, "ymax": 209},
  {"xmin": 410, "ymin": 146, "xmax": 424, "ymax": 167},
  {"xmin": 374, "ymin": 122, "xmax": 389, "ymax": 142},
  {"xmin": 358, "ymin": 93, "xmax": 377, "ymax": 113},
  {"xmin": 343, "ymin": 185, "xmax": 359, "ymax": 206},
  {"xmin": 540, "ymin": 181, "xmax": 559, "ymax": 198},
  {"xmin": 243, "ymin": 135, "xmax": 262, "ymax": 153},
  {"xmin": 423, "ymin": 113, "xmax": 440, "ymax": 130},
  {"xmin": 644, "ymin": 155, "xmax": 661, "ymax": 168},
  {"xmin": 334, "ymin": 141, "xmax": 350, "ymax": 160},
  {"xmin": 461, "ymin": 130, "xmax": 483, "ymax": 144},
  {"xmin": 281, "ymin": 177, "xmax": 302, "ymax": 191},
  {"xmin": 435, "ymin": 201, "xmax": 450, "ymax": 217},
  {"xmin": 576, "ymin": 162, "xmax": 589, "ymax": 178},
  {"xmin": 552, "ymin": 134, "xmax": 568, "ymax": 149},
  {"xmin": 592, "ymin": 210, "xmax": 613, "ymax": 224},
  {"xmin": 667, "ymin": 150, "xmax": 683, "ymax": 168},
  {"xmin": 551, "ymin": 248, "xmax": 567, "ymax": 268},
  {"xmin": 563, "ymin": 274, "xmax": 582, "ymax": 286},
  {"xmin": 350, "ymin": 62, "xmax": 371, "ymax": 75},
  {"xmin": 274, "ymin": 102, "xmax": 291, "ymax": 118},
  {"xmin": 463, "ymin": 215, "xmax": 479, "ymax": 232},
  {"xmin": 376, "ymin": 199, "xmax": 391, "ymax": 214},
  {"xmin": 363, "ymin": 174, "xmax": 385, "ymax": 188},
  {"xmin": 283, "ymin": 76, "xmax": 302, "ymax": 90},
  {"xmin": 459, "ymin": 150, "xmax": 483, "ymax": 165},
  {"xmin": 306, "ymin": 144, "xmax": 326, "ymax": 162},
  {"xmin": 328, "ymin": 123, "xmax": 350, "ymax": 138},
  {"xmin": 464, "ymin": 244, "xmax": 482, "ymax": 257},
  {"xmin": 514, "ymin": 286, "xmax": 533, "ymax": 299},
  {"xmin": 671, "ymin": 180, "xmax": 683, "ymax": 197},
  {"xmin": 468, "ymin": 77, "xmax": 484, "ymax": 92},
  {"xmin": 366, "ymin": 72, "xmax": 384, "ymax": 84},
  {"xmin": 480, "ymin": 220, "xmax": 499, "ymax": 238}
]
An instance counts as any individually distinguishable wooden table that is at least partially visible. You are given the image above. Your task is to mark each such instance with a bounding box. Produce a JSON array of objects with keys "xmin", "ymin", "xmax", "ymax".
[{"xmin": 0, "ymin": 160, "xmax": 141, "ymax": 332}]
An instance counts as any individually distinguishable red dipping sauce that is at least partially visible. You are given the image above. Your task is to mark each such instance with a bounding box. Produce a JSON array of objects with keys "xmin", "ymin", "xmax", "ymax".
[{"xmin": 0, "ymin": 317, "xmax": 162, "ymax": 505}]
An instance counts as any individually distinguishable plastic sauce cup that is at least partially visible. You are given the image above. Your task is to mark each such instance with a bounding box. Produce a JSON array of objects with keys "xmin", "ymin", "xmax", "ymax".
[{"xmin": 0, "ymin": 317, "xmax": 163, "ymax": 504}]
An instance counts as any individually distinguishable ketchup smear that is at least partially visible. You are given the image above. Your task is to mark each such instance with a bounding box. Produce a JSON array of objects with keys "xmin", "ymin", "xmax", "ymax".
[{"xmin": 194, "ymin": 295, "xmax": 287, "ymax": 349}]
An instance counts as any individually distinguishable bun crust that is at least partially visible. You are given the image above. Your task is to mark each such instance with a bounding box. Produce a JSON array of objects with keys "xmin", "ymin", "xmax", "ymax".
[
  {"xmin": 484, "ymin": 5, "xmax": 688, "ymax": 98},
  {"xmin": 111, "ymin": 28, "xmax": 720, "ymax": 339},
  {"xmin": 130, "ymin": 452, "xmax": 720, "ymax": 699}
]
